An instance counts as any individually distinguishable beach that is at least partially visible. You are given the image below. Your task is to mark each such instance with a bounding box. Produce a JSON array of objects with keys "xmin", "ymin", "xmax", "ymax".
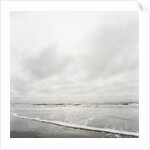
[
  {"xmin": 10, "ymin": 115, "xmax": 137, "ymax": 138},
  {"xmin": 10, "ymin": 103, "xmax": 139, "ymax": 138}
]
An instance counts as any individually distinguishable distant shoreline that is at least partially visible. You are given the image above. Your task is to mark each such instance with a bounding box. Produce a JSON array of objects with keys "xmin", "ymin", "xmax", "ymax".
[{"xmin": 10, "ymin": 101, "xmax": 139, "ymax": 106}]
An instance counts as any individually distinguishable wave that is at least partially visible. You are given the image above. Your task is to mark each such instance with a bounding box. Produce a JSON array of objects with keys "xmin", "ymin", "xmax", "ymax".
[{"xmin": 10, "ymin": 113, "xmax": 139, "ymax": 137}]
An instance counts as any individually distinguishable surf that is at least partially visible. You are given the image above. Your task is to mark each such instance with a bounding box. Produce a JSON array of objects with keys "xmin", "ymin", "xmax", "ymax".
[{"xmin": 10, "ymin": 113, "xmax": 139, "ymax": 137}]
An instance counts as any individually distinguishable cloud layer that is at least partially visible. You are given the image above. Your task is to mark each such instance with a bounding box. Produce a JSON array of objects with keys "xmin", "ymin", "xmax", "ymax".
[{"xmin": 10, "ymin": 11, "xmax": 139, "ymax": 103}]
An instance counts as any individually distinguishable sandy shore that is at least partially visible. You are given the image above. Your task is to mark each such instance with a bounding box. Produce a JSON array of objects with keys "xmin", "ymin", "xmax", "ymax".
[{"xmin": 10, "ymin": 115, "xmax": 138, "ymax": 138}]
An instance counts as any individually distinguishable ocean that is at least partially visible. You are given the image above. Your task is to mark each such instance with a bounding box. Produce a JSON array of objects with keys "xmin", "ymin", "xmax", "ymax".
[{"xmin": 10, "ymin": 102, "xmax": 139, "ymax": 138}]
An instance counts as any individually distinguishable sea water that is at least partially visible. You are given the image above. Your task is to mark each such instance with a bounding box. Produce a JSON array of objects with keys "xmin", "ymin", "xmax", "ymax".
[{"xmin": 10, "ymin": 103, "xmax": 139, "ymax": 137}]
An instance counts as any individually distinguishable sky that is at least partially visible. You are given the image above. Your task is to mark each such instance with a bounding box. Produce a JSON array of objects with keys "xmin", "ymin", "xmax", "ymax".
[{"xmin": 10, "ymin": 11, "xmax": 139, "ymax": 103}]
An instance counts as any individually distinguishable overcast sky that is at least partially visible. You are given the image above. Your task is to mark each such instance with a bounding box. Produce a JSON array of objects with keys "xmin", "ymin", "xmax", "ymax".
[{"xmin": 10, "ymin": 11, "xmax": 139, "ymax": 103}]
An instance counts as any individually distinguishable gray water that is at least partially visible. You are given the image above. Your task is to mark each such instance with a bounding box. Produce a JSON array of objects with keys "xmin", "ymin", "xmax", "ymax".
[{"xmin": 10, "ymin": 103, "xmax": 139, "ymax": 135}]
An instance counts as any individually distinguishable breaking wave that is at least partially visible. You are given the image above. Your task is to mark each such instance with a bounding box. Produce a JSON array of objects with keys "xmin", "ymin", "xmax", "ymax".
[{"xmin": 10, "ymin": 113, "xmax": 139, "ymax": 137}]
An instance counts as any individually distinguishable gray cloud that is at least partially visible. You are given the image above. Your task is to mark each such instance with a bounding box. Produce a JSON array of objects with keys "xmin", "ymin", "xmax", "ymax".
[
  {"xmin": 24, "ymin": 45, "xmax": 72, "ymax": 79},
  {"xmin": 79, "ymin": 19, "xmax": 138, "ymax": 81},
  {"xmin": 10, "ymin": 11, "xmax": 139, "ymax": 103}
]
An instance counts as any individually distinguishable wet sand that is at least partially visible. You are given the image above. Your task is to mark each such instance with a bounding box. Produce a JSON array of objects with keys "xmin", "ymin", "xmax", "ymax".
[{"xmin": 10, "ymin": 115, "xmax": 138, "ymax": 138}]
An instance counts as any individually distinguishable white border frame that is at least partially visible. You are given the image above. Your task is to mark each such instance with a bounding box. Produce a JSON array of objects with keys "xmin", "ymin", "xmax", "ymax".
[{"xmin": 1, "ymin": 1, "xmax": 149, "ymax": 149}]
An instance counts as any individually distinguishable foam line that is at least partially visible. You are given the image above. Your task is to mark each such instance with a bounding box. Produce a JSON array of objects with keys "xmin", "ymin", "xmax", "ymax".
[{"xmin": 10, "ymin": 113, "xmax": 139, "ymax": 137}]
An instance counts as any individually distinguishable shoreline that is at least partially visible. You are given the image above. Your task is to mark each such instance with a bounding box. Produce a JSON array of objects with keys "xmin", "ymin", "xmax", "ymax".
[{"xmin": 10, "ymin": 115, "xmax": 138, "ymax": 138}]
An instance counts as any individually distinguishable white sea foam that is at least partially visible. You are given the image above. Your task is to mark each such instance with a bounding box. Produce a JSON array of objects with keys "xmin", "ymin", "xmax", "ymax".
[{"xmin": 10, "ymin": 113, "xmax": 139, "ymax": 137}]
